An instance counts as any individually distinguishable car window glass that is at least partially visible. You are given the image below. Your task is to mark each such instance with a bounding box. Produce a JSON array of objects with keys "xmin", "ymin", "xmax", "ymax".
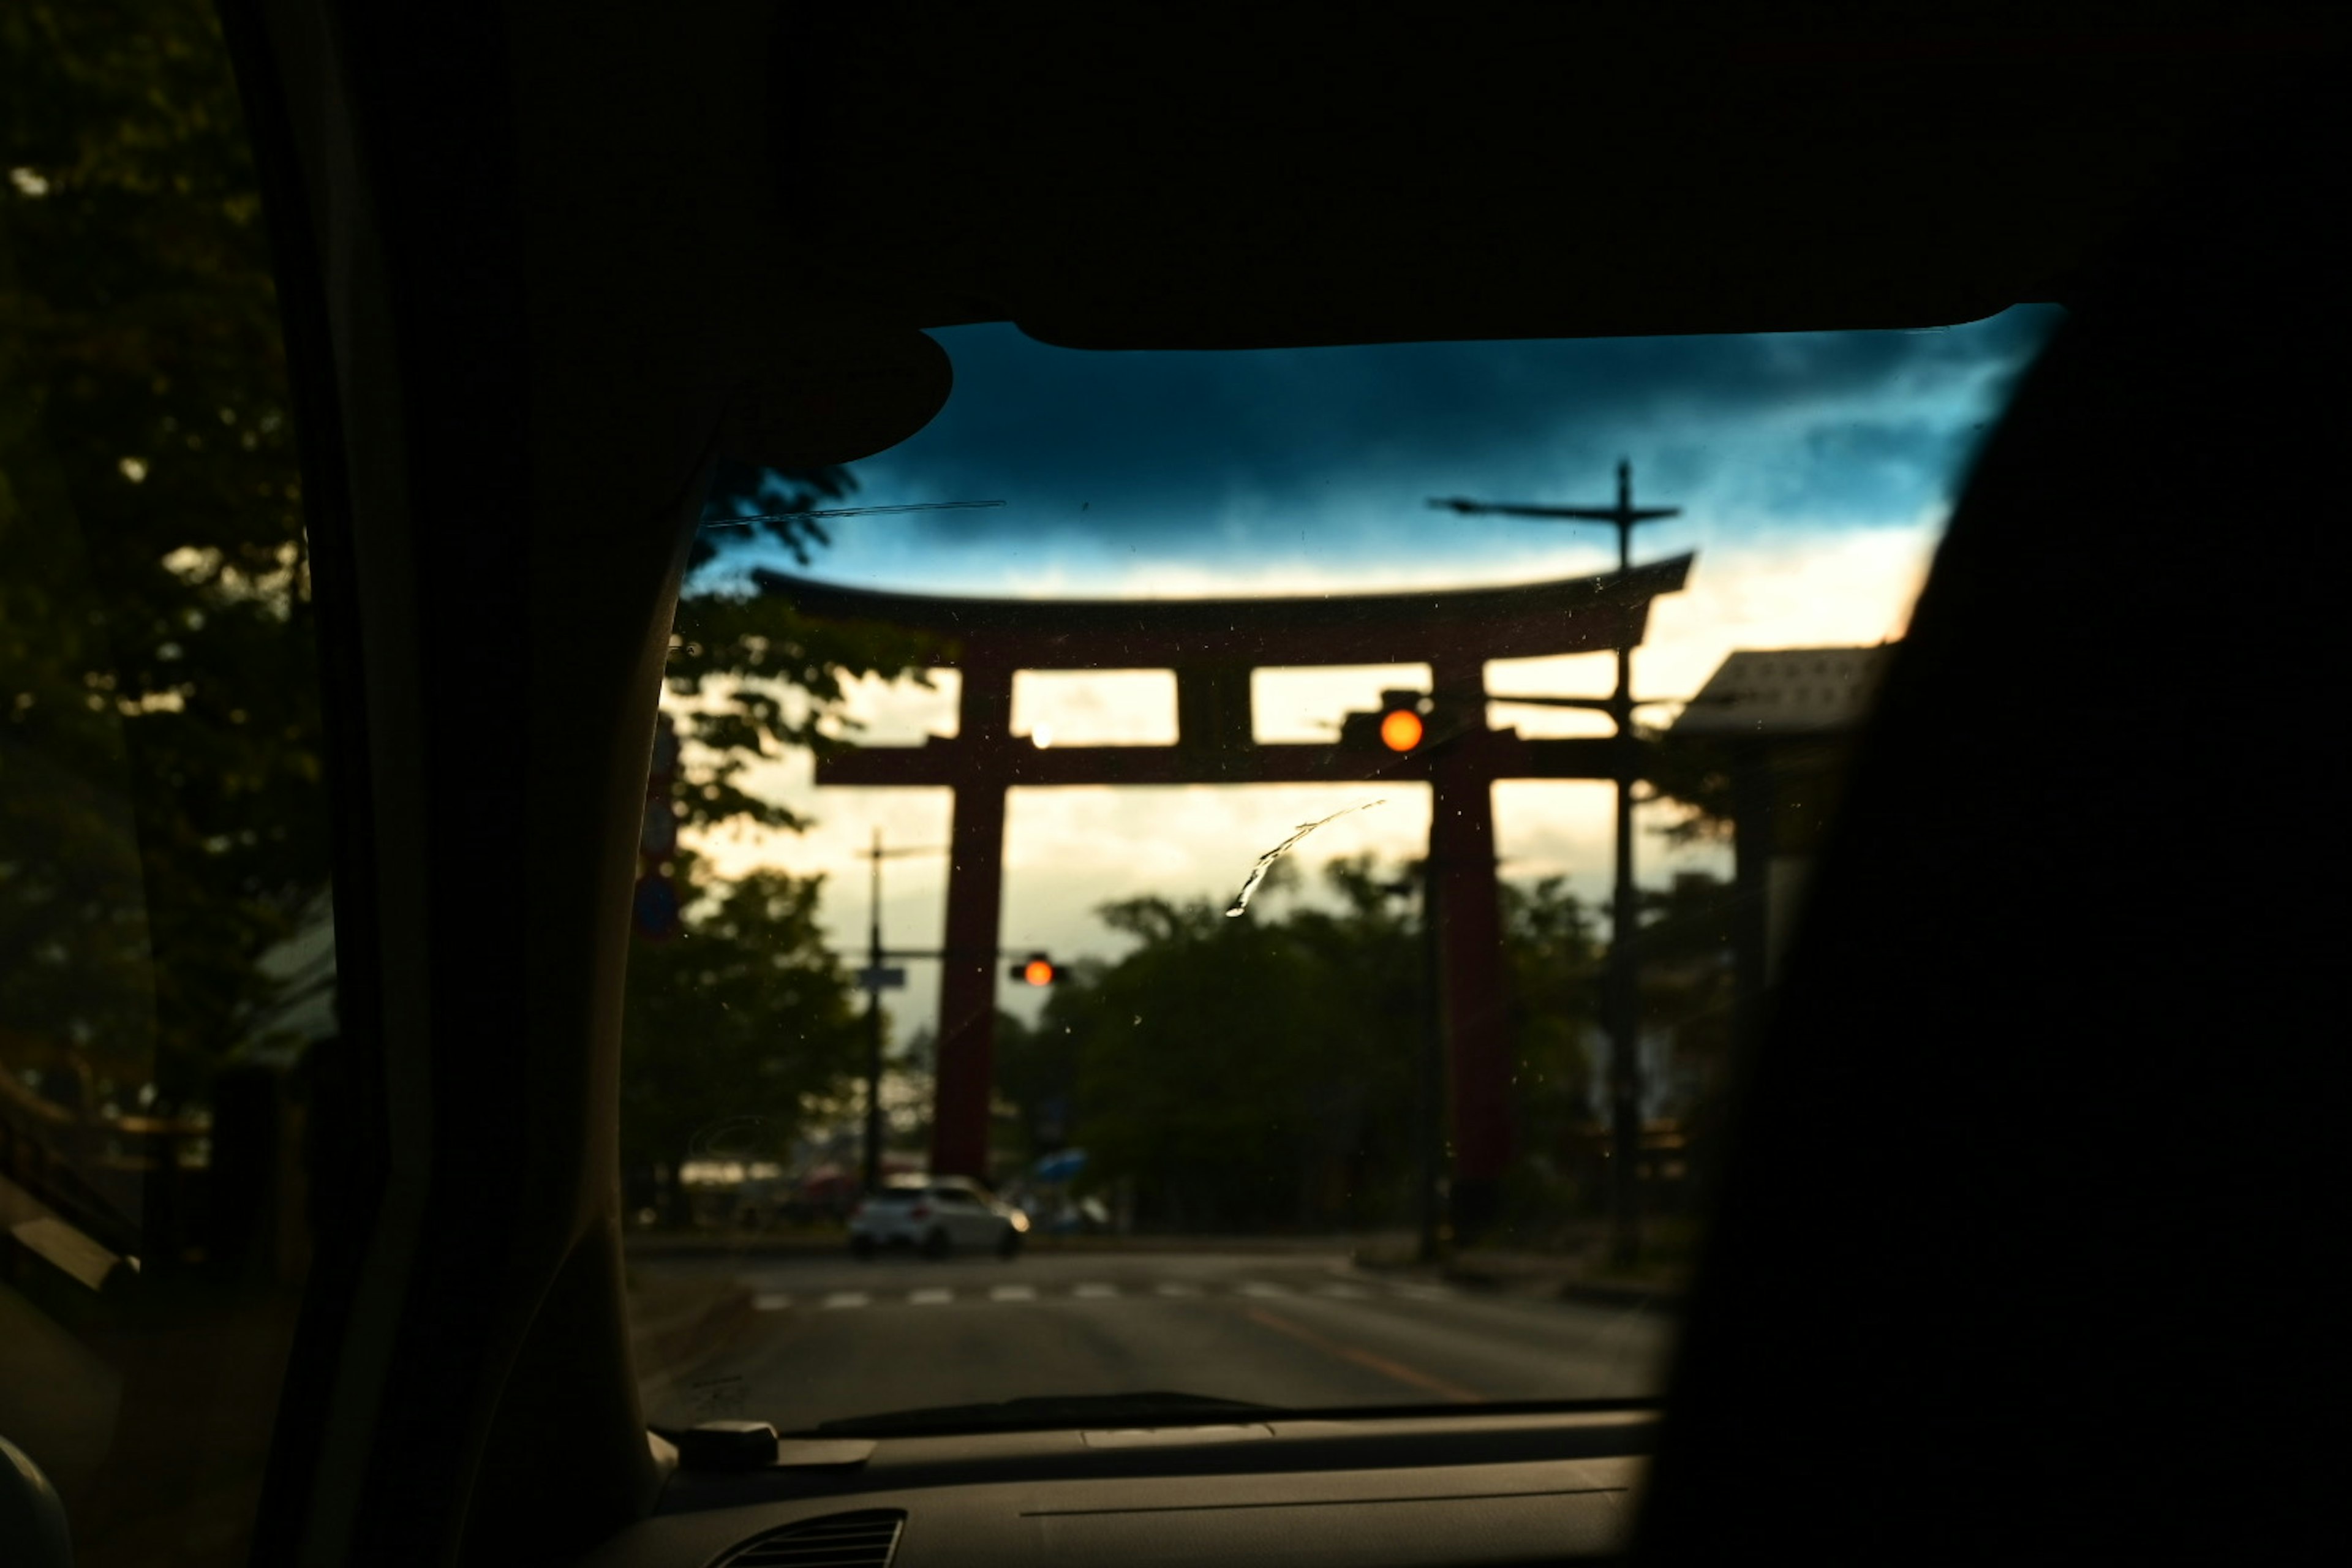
[
  {"xmin": 2, "ymin": 7, "xmax": 337, "ymax": 1562},
  {"xmin": 624, "ymin": 304, "xmax": 2063, "ymax": 1433}
]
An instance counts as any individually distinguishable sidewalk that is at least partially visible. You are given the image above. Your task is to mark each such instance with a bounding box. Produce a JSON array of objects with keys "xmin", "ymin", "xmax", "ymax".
[{"xmin": 1354, "ymin": 1243, "xmax": 1687, "ymax": 1311}]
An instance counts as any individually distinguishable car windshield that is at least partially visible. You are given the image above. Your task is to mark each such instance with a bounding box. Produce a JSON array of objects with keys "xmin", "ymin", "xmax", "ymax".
[{"xmin": 624, "ymin": 313, "xmax": 2061, "ymax": 1433}]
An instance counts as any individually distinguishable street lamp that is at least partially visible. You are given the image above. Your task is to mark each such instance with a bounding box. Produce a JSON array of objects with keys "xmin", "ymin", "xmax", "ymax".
[{"xmin": 1430, "ymin": 459, "xmax": 1682, "ymax": 1267}]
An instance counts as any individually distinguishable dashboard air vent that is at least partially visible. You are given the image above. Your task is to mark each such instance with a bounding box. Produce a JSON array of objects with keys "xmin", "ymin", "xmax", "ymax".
[{"xmin": 711, "ymin": 1509, "xmax": 906, "ymax": 1568}]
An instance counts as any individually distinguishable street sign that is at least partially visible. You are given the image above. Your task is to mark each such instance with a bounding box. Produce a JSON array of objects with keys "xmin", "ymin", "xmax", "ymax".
[
  {"xmin": 632, "ymin": 872, "xmax": 680, "ymax": 941},
  {"xmin": 856, "ymin": 966, "xmax": 907, "ymax": 990},
  {"xmin": 1033, "ymin": 1148, "xmax": 1088, "ymax": 1183}
]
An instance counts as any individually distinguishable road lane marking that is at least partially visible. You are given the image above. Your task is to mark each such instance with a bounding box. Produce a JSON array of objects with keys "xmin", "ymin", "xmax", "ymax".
[
  {"xmin": 1241, "ymin": 1306, "xmax": 1481, "ymax": 1404},
  {"xmin": 1238, "ymin": 1282, "xmax": 1292, "ymax": 1297},
  {"xmin": 1073, "ymin": 1283, "xmax": 1120, "ymax": 1299},
  {"xmin": 1314, "ymin": 1283, "xmax": 1370, "ymax": 1299},
  {"xmin": 908, "ymin": 1287, "xmax": 954, "ymax": 1305},
  {"xmin": 821, "ymin": 1291, "xmax": 869, "ymax": 1310},
  {"xmin": 989, "ymin": 1284, "xmax": 1038, "ymax": 1302},
  {"xmin": 1154, "ymin": 1282, "xmax": 1202, "ymax": 1297},
  {"xmin": 752, "ymin": 1292, "xmax": 794, "ymax": 1311}
]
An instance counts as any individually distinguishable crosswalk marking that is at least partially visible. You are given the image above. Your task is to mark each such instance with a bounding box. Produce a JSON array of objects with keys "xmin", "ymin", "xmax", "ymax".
[{"xmin": 746, "ymin": 1278, "xmax": 1442, "ymax": 1311}]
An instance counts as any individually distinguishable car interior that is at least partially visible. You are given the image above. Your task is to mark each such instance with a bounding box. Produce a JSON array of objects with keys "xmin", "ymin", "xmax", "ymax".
[{"xmin": 1, "ymin": 3, "xmax": 2339, "ymax": 1566}]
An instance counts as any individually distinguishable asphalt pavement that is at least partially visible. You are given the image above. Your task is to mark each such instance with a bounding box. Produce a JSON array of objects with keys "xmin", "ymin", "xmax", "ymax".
[{"xmin": 631, "ymin": 1246, "xmax": 1675, "ymax": 1433}]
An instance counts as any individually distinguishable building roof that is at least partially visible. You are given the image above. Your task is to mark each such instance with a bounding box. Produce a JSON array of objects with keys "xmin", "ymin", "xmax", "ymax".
[{"xmin": 1670, "ymin": 644, "xmax": 1897, "ymax": 737}]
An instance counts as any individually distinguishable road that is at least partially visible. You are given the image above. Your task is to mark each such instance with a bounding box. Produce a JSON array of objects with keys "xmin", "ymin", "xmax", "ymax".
[{"xmin": 631, "ymin": 1246, "xmax": 1675, "ymax": 1433}]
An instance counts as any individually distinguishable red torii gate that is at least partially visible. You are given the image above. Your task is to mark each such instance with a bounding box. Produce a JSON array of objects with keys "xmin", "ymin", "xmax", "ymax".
[{"xmin": 755, "ymin": 556, "xmax": 1691, "ymax": 1218}]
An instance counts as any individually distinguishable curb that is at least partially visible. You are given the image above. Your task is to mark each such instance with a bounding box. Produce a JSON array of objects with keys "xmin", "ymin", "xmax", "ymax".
[
  {"xmin": 1022, "ymin": 1234, "xmax": 1362, "ymax": 1256},
  {"xmin": 625, "ymin": 1233, "xmax": 845, "ymax": 1259},
  {"xmin": 1357, "ymin": 1251, "xmax": 1684, "ymax": 1311}
]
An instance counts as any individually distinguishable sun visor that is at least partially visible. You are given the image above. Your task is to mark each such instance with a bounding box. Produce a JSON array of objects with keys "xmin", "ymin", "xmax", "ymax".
[{"xmin": 713, "ymin": 326, "xmax": 952, "ymax": 469}]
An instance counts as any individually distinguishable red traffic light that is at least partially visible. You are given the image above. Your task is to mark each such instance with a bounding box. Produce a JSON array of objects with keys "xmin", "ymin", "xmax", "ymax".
[
  {"xmin": 1379, "ymin": 707, "xmax": 1425, "ymax": 752},
  {"xmin": 1008, "ymin": 953, "xmax": 1058, "ymax": 985}
]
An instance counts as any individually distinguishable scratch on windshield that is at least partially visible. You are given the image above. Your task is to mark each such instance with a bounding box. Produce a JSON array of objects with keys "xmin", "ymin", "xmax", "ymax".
[
  {"xmin": 1224, "ymin": 801, "xmax": 1385, "ymax": 917},
  {"xmin": 700, "ymin": 499, "xmax": 1007, "ymax": 529}
]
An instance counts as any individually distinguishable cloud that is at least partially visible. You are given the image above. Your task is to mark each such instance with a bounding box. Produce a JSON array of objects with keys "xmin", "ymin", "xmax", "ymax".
[
  {"xmin": 694, "ymin": 306, "xmax": 2060, "ymax": 598},
  {"xmin": 859, "ymin": 313, "xmax": 2052, "ymax": 516}
]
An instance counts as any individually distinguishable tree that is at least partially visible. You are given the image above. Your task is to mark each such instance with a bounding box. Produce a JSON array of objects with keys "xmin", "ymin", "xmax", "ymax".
[
  {"xmin": 617, "ymin": 851, "xmax": 865, "ymax": 1217},
  {"xmin": 657, "ymin": 461, "xmax": 940, "ymax": 838},
  {"xmin": 1498, "ymin": 873, "xmax": 1606, "ymax": 1226},
  {"xmin": 3, "ymin": 0, "xmax": 334, "ymax": 1111},
  {"xmin": 987, "ymin": 854, "xmax": 1634, "ymax": 1238},
  {"xmin": 1000, "ymin": 857, "xmax": 1422, "ymax": 1231},
  {"xmin": 2, "ymin": 1, "xmax": 932, "ymax": 1126},
  {"xmin": 619, "ymin": 479, "xmax": 947, "ymax": 1198}
]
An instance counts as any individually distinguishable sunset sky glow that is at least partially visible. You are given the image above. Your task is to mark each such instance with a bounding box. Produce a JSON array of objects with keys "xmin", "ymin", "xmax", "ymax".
[{"xmin": 681, "ymin": 308, "xmax": 2064, "ymax": 1047}]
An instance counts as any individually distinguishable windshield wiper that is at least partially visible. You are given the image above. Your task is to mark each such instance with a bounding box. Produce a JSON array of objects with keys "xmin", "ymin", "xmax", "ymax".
[{"xmin": 810, "ymin": 1391, "xmax": 1283, "ymax": 1437}]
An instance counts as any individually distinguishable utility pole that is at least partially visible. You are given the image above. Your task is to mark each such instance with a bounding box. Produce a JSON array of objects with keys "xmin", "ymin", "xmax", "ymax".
[
  {"xmin": 851, "ymin": 830, "xmax": 938, "ymax": 1196},
  {"xmin": 1419, "ymin": 864, "xmax": 1444, "ymax": 1264},
  {"xmin": 863, "ymin": 828, "xmax": 885, "ymax": 1197},
  {"xmin": 1382, "ymin": 862, "xmax": 1447, "ymax": 1263},
  {"xmin": 1431, "ymin": 459, "xmax": 1680, "ymax": 1266}
]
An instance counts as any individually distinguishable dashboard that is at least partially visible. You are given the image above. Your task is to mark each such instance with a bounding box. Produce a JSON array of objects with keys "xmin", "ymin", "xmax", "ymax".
[{"xmin": 578, "ymin": 1411, "xmax": 1654, "ymax": 1567}]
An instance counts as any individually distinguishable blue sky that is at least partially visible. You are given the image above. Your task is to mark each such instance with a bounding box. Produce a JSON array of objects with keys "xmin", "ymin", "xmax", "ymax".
[
  {"xmin": 681, "ymin": 308, "xmax": 2066, "ymax": 1047},
  {"xmin": 696, "ymin": 306, "xmax": 2063, "ymax": 599}
]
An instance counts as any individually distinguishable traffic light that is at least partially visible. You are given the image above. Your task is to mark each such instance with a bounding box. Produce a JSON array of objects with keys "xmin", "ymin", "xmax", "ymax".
[
  {"xmin": 1343, "ymin": 690, "xmax": 1436, "ymax": 753},
  {"xmin": 1379, "ymin": 703, "xmax": 1424, "ymax": 753},
  {"xmin": 1008, "ymin": 952, "xmax": 1059, "ymax": 986}
]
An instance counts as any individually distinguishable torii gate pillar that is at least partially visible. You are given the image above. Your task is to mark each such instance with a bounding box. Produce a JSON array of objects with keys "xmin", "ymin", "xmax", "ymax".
[
  {"xmin": 931, "ymin": 665, "xmax": 1010, "ymax": 1178},
  {"xmin": 1430, "ymin": 657, "xmax": 1513, "ymax": 1238}
]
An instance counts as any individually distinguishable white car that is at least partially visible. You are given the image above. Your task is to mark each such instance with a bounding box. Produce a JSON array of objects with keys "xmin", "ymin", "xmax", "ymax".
[{"xmin": 848, "ymin": 1177, "xmax": 1029, "ymax": 1259}]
